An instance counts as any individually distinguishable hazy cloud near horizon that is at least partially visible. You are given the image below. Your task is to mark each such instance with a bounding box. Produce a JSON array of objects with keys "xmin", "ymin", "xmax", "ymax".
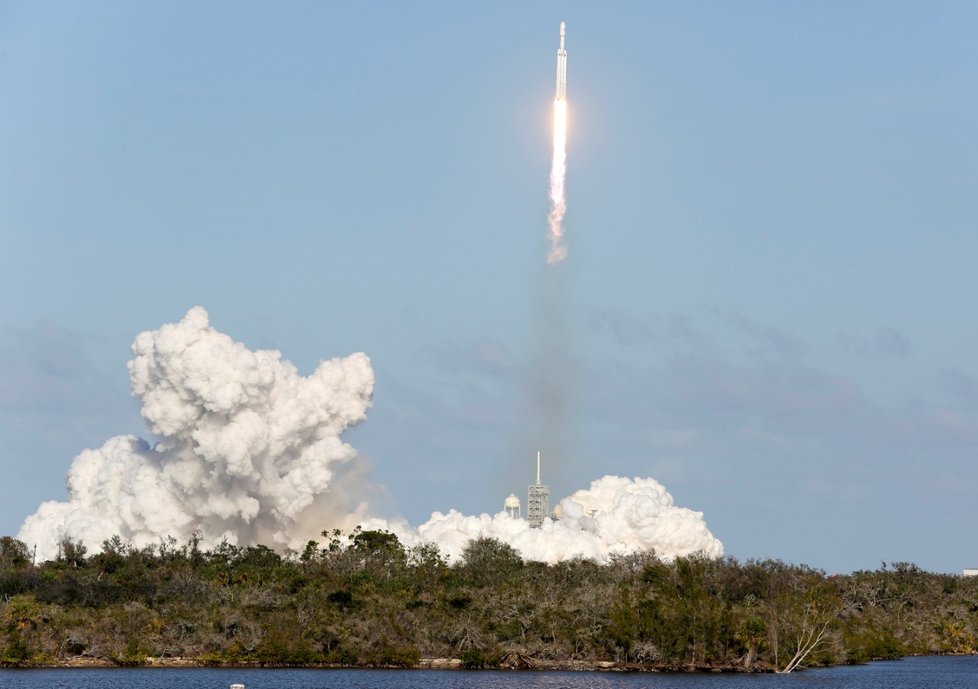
[
  {"xmin": 838, "ymin": 326, "xmax": 911, "ymax": 358},
  {"xmin": 1, "ymin": 304, "xmax": 976, "ymax": 572},
  {"xmin": 0, "ymin": 322, "xmax": 96, "ymax": 411},
  {"xmin": 338, "ymin": 305, "xmax": 978, "ymax": 572}
]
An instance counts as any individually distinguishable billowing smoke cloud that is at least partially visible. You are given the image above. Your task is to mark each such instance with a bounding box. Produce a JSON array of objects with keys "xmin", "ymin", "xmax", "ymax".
[
  {"xmin": 19, "ymin": 308, "xmax": 722, "ymax": 564},
  {"xmin": 368, "ymin": 475, "xmax": 722, "ymax": 564},
  {"xmin": 19, "ymin": 307, "xmax": 376, "ymax": 561}
]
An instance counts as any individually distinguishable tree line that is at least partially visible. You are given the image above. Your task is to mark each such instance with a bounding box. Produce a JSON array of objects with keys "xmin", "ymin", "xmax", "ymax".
[{"xmin": 1, "ymin": 531, "xmax": 976, "ymax": 671}]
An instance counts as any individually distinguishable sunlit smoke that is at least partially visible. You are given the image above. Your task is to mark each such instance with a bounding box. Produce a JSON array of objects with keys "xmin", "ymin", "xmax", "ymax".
[
  {"xmin": 547, "ymin": 98, "xmax": 568, "ymax": 264},
  {"xmin": 19, "ymin": 310, "xmax": 722, "ymax": 565},
  {"xmin": 368, "ymin": 475, "xmax": 723, "ymax": 564},
  {"xmin": 18, "ymin": 307, "xmax": 377, "ymax": 561}
]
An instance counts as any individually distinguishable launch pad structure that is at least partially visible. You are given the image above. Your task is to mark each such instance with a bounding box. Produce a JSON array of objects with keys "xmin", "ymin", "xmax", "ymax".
[{"xmin": 527, "ymin": 450, "xmax": 550, "ymax": 528}]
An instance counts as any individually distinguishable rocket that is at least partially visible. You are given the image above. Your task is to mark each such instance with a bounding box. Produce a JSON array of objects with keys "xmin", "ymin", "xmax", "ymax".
[{"xmin": 555, "ymin": 21, "xmax": 567, "ymax": 101}]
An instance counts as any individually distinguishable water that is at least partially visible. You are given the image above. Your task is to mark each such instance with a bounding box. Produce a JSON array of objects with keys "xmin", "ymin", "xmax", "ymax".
[{"xmin": 0, "ymin": 656, "xmax": 974, "ymax": 689}]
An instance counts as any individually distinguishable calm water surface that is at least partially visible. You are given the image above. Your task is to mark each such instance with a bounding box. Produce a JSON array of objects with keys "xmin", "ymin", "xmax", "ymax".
[{"xmin": 0, "ymin": 656, "xmax": 974, "ymax": 689}]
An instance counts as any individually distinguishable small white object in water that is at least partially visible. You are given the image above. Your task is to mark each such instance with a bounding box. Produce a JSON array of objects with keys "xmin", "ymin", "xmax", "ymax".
[{"xmin": 230, "ymin": 684, "xmax": 245, "ymax": 689}]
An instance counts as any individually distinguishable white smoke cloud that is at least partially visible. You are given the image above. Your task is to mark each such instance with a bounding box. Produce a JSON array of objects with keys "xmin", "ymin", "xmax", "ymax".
[
  {"xmin": 19, "ymin": 307, "xmax": 376, "ymax": 561},
  {"xmin": 19, "ymin": 308, "xmax": 722, "ymax": 564},
  {"xmin": 367, "ymin": 475, "xmax": 722, "ymax": 564}
]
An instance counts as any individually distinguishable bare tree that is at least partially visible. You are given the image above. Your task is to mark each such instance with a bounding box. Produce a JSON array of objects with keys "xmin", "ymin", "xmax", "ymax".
[{"xmin": 775, "ymin": 590, "xmax": 838, "ymax": 673}]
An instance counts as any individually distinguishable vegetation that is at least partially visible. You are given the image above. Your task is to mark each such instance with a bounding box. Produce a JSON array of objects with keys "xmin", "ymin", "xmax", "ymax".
[{"xmin": 1, "ymin": 531, "xmax": 976, "ymax": 671}]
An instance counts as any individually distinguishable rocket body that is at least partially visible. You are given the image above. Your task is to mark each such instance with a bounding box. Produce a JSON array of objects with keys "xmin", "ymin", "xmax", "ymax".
[{"xmin": 555, "ymin": 22, "xmax": 567, "ymax": 101}]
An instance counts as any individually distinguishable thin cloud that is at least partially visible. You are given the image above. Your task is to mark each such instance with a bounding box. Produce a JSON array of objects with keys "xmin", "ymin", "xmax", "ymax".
[
  {"xmin": 838, "ymin": 326, "xmax": 911, "ymax": 358},
  {"xmin": 0, "ymin": 322, "xmax": 97, "ymax": 412},
  {"xmin": 587, "ymin": 308, "xmax": 713, "ymax": 352},
  {"xmin": 938, "ymin": 368, "xmax": 978, "ymax": 408},
  {"xmin": 426, "ymin": 337, "xmax": 515, "ymax": 377}
]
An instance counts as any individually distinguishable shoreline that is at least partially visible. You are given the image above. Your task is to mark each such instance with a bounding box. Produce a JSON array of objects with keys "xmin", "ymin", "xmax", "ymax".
[
  {"xmin": 4, "ymin": 655, "xmax": 760, "ymax": 671},
  {"xmin": 6, "ymin": 653, "xmax": 972, "ymax": 672}
]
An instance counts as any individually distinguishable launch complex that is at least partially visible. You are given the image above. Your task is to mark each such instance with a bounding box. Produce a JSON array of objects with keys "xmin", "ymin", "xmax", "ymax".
[{"xmin": 503, "ymin": 451, "xmax": 551, "ymax": 528}]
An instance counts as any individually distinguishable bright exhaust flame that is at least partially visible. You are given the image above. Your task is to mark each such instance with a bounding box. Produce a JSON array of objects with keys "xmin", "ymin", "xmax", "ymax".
[{"xmin": 548, "ymin": 98, "xmax": 568, "ymax": 264}]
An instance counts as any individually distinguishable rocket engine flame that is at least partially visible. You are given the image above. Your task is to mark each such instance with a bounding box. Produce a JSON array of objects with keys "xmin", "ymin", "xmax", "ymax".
[{"xmin": 547, "ymin": 22, "xmax": 569, "ymax": 265}]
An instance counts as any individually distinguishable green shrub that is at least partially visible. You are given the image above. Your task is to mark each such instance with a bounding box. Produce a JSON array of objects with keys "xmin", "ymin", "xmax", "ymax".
[{"xmin": 459, "ymin": 647, "xmax": 500, "ymax": 669}]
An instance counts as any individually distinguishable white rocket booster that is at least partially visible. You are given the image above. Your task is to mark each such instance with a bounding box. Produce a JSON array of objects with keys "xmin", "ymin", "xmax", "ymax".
[{"xmin": 555, "ymin": 22, "xmax": 567, "ymax": 101}]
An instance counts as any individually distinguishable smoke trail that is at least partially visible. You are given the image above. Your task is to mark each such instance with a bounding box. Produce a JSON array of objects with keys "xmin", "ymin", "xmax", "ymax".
[{"xmin": 547, "ymin": 98, "xmax": 568, "ymax": 264}]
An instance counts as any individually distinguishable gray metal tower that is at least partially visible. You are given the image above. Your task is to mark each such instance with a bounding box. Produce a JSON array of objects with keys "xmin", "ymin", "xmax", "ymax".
[{"xmin": 527, "ymin": 450, "xmax": 550, "ymax": 528}]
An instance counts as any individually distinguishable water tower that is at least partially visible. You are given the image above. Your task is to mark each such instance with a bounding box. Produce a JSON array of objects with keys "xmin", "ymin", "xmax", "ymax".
[{"xmin": 504, "ymin": 494, "xmax": 521, "ymax": 519}]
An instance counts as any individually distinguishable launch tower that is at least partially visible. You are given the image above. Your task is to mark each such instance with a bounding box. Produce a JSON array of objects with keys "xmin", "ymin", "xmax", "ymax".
[{"xmin": 527, "ymin": 451, "xmax": 550, "ymax": 528}]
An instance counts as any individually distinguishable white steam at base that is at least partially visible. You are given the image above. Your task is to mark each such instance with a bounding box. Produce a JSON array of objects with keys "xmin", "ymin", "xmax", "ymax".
[
  {"xmin": 19, "ymin": 309, "xmax": 722, "ymax": 563},
  {"xmin": 372, "ymin": 475, "xmax": 722, "ymax": 563},
  {"xmin": 19, "ymin": 307, "xmax": 376, "ymax": 561}
]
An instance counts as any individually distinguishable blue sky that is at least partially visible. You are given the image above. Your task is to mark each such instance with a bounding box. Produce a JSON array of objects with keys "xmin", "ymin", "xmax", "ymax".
[{"xmin": 2, "ymin": 1, "xmax": 977, "ymax": 573}]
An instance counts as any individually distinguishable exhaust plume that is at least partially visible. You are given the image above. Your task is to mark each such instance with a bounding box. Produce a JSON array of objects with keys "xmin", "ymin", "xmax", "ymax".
[
  {"xmin": 372, "ymin": 475, "xmax": 722, "ymax": 564},
  {"xmin": 18, "ymin": 307, "xmax": 376, "ymax": 561},
  {"xmin": 548, "ymin": 22, "xmax": 569, "ymax": 264},
  {"xmin": 19, "ymin": 309, "xmax": 722, "ymax": 565},
  {"xmin": 548, "ymin": 98, "xmax": 568, "ymax": 264}
]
